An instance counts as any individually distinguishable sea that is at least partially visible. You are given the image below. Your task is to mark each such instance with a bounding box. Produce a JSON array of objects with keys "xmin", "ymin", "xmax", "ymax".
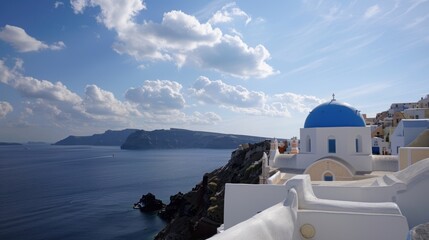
[{"xmin": 0, "ymin": 145, "xmax": 232, "ymax": 240}]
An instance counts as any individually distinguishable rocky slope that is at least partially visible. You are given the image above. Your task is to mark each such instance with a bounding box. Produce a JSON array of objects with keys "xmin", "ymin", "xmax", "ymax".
[
  {"xmin": 54, "ymin": 129, "xmax": 138, "ymax": 146},
  {"xmin": 121, "ymin": 128, "xmax": 266, "ymax": 150},
  {"xmin": 152, "ymin": 140, "xmax": 271, "ymax": 239}
]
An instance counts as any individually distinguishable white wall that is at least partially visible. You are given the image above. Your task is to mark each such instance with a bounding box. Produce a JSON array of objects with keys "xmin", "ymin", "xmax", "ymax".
[
  {"xmin": 223, "ymin": 184, "xmax": 286, "ymax": 229},
  {"xmin": 391, "ymin": 120, "xmax": 429, "ymax": 155},
  {"xmin": 313, "ymin": 184, "xmax": 401, "ymax": 202},
  {"xmin": 396, "ymin": 173, "xmax": 429, "ymax": 228},
  {"xmin": 211, "ymin": 202, "xmax": 299, "ymax": 240},
  {"xmin": 298, "ymin": 210, "xmax": 408, "ymax": 240},
  {"xmin": 296, "ymin": 127, "xmax": 373, "ymax": 171}
]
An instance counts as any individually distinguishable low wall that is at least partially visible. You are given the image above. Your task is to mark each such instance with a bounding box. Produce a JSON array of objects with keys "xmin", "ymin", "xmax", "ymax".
[
  {"xmin": 267, "ymin": 171, "xmax": 281, "ymax": 184},
  {"xmin": 399, "ymin": 147, "xmax": 429, "ymax": 170},
  {"xmin": 223, "ymin": 184, "xmax": 286, "ymax": 229},
  {"xmin": 298, "ymin": 210, "xmax": 408, "ymax": 240}
]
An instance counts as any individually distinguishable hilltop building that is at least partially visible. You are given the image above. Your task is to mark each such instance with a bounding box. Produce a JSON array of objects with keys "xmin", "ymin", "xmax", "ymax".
[
  {"xmin": 269, "ymin": 97, "xmax": 397, "ymax": 182},
  {"xmin": 213, "ymin": 95, "xmax": 429, "ymax": 240},
  {"xmin": 390, "ymin": 119, "xmax": 429, "ymax": 155}
]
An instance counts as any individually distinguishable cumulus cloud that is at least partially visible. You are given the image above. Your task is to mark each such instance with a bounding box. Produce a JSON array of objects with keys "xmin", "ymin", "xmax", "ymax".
[
  {"xmin": 0, "ymin": 59, "xmax": 140, "ymax": 126},
  {"xmin": 189, "ymin": 76, "xmax": 324, "ymax": 117},
  {"xmin": 71, "ymin": 0, "xmax": 275, "ymax": 78},
  {"xmin": 84, "ymin": 84, "xmax": 140, "ymax": 116},
  {"xmin": 190, "ymin": 35, "xmax": 276, "ymax": 79},
  {"xmin": 0, "ymin": 60, "xmax": 81, "ymax": 104},
  {"xmin": 189, "ymin": 76, "xmax": 284, "ymax": 116},
  {"xmin": 125, "ymin": 80, "xmax": 186, "ymax": 112},
  {"xmin": 190, "ymin": 76, "xmax": 265, "ymax": 108},
  {"xmin": 273, "ymin": 92, "xmax": 325, "ymax": 113},
  {"xmin": 0, "ymin": 101, "xmax": 13, "ymax": 118},
  {"xmin": 0, "ymin": 59, "xmax": 222, "ymax": 130},
  {"xmin": 70, "ymin": 0, "xmax": 146, "ymax": 29},
  {"xmin": 364, "ymin": 5, "xmax": 381, "ymax": 19},
  {"xmin": 113, "ymin": 10, "xmax": 222, "ymax": 64},
  {"xmin": 0, "ymin": 25, "xmax": 66, "ymax": 52},
  {"xmin": 208, "ymin": 3, "xmax": 252, "ymax": 25}
]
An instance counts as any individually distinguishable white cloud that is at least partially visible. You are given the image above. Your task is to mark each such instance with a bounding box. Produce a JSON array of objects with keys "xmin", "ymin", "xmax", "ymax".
[
  {"xmin": 84, "ymin": 84, "xmax": 140, "ymax": 116},
  {"xmin": 54, "ymin": 1, "xmax": 64, "ymax": 8},
  {"xmin": 71, "ymin": 1, "xmax": 275, "ymax": 78},
  {"xmin": 125, "ymin": 80, "xmax": 186, "ymax": 111},
  {"xmin": 0, "ymin": 60, "xmax": 81, "ymax": 104},
  {"xmin": 0, "ymin": 101, "xmax": 13, "ymax": 118},
  {"xmin": 70, "ymin": 0, "xmax": 88, "ymax": 13},
  {"xmin": 208, "ymin": 3, "xmax": 252, "ymax": 25},
  {"xmin": 113, "ymin": 10, "xmax": 222, "ymax": 63},
  {"xmin": 0, "ymin": 59, "xmax": 223, "ymax": 131},
  {"xmin": 190, "ymin": 76, "xmax": 265, "ymax": 108},
  {"xmin": 190, "ymin": 35, "xmax": 277, "ymax": 79},
  {"xmin": 364, "ymin": 5, "xmax": 381, "ymax": 19},
  {"xmin": 70, "ymin": 0, "xmax": 146, "ymax": 29},
  {"xmin": 189, "ymin": 76, "xmax": 323, "ymax": 117},
  {"xmin": 0, "ymin": 25, "xmax": 66, "ymax": 52},
  {"xmin": 0, "ymin": 59, "xmax": 140, "ymax": 125},
  {"xmin": 273, "ymin": 93, "xmax": 325, "ymax": 113}
]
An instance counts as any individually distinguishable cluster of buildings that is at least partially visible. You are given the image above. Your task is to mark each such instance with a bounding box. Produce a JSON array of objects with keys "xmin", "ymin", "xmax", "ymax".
[{"xmin": 212, "ymin": 94, "xmax": 429, "ymax": 240}]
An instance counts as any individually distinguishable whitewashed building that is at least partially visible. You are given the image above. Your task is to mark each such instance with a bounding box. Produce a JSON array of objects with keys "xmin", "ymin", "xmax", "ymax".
[
  {"xmin": 271, "ymin": 98, "xmax": 396, "ymax": 181},
  {"xmin": 391, "ymin": 119, "xmax": 429, "ymax": 155}
]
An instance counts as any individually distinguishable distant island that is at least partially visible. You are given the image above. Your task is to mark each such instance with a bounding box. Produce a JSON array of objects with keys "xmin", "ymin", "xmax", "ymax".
[
  {"xmin": 121, "ymin": 128, "xmax": 267, "ymax": 150},
  {"xmin": 54, "ymin": 129, "xmax": 138, "ymax": 146},
  {"xmin": 54, "ymin": 128, "xmax": 267, "ymax": 150},
  {"xmin": 0, "ymin": 142, "xmax": 22, "ymax": 146}
]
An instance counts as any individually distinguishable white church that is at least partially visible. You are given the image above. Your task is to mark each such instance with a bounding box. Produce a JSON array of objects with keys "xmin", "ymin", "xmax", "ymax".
[
  {"xmin": 211, "ymin": 96, "xmax": 429, "ymax": 240},
  {"xmin": 269, "ymin": 96, "xmax": 398, "ymax": 182}
]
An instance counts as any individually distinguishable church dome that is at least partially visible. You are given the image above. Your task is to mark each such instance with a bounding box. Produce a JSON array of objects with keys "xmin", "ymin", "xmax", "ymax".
[{"xmin": 304, "ymin": 99, "xmax": 365, "ymax": 128}]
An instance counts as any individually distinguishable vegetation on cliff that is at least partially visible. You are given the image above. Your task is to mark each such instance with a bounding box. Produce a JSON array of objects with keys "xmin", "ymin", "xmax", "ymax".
[{"xmin": 150, "ymin": 140, "xmax": 271, "ymax": 239}]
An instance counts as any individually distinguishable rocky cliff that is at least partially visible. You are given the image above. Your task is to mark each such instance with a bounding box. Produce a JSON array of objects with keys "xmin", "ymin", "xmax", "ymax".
[
  {"xmin": 152, "ymin": 140, "xmax": 271, "ymax": 239},
  {"xmin": 121, "ymin": 128, "xmax": 266, "ymax": 150},
  {"xmin": 54, "ymin": 129, "xmax": 138, "ymax": 146}
]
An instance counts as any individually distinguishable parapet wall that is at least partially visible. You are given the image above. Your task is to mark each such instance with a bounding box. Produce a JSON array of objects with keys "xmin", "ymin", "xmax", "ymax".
[{"xmin": 399, "ymin": 147, "xmax": 429, "ymax": 170}]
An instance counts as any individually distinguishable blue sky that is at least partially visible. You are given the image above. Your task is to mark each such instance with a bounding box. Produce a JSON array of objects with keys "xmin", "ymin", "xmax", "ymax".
[{"xmin": 0, "ymin": 0, "xmax": 428, "ymax": 142}]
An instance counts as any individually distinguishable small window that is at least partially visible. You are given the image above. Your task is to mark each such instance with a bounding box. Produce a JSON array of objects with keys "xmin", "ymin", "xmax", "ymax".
[
  {"xmin": 355, "ymin": 138, "xmax": 359, "ymax": 152},
  {"xmin": 324, "ymin": 172, "xmax": 333, "ymax": 181},
  {"xmin": 307, "ymin": 136, "xmax": 311, "ymax": 153},
  {"xmin": 328, "ymin": 139, "xmax": 336, "ymax": 153},
  {"xmin": 355, "ymin": 136, "xmax": 362, "ymax": 153}
]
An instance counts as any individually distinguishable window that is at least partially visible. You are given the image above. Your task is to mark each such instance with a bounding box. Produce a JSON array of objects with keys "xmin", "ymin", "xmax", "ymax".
[
  {"xmin": 355, "ymin": 136, "xmax": 362, "ymax": 153},
  {"xmin": 324, "ymin": 172, "xmax": 334, "ymax": 181},
  {"xmin": 355, "ymin": 138, "xmax": 359, "ymax": 152},
  {"xmin": 328, "ymin": 139, "xmax": 336, "ymax": 153},
  {"xmin": 306, "ymin": 136, "xmax": 311, "ymax": 152}
]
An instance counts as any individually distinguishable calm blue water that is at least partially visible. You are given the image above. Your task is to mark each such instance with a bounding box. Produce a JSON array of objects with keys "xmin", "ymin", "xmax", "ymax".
[{"xmin": 0, "ymin": 145, "xmax": 231, "ymax": 240}]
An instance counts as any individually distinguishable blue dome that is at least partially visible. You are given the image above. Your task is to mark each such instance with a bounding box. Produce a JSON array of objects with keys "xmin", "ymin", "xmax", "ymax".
[{"xmin": 304, "ymin": 100, "xmax": 365, "ymax": 128}]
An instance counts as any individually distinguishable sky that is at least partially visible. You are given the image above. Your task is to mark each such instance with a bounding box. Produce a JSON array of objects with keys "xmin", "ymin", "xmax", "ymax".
[{"xmin": 0, "ymin": 0, "xmax": 428, "ymax": 143}]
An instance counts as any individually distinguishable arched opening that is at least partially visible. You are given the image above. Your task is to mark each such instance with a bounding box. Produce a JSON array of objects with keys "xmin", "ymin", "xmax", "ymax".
[{"xmin": 323, "ymin": 172, "xmax": 334, "ymax": 181}]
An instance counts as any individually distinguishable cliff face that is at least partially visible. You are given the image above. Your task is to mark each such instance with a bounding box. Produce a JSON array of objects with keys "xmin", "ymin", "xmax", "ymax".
[
  {"xmin": 154, "ymin": 140, "xmax": 271, "ymax": 240},
  {"xmin": 54, "ymin": 129, "xmax": 138, "ymax": 146},
  {"xmin": 121, "ymin": 128, "xmax": 266, "ymax": 150}
]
